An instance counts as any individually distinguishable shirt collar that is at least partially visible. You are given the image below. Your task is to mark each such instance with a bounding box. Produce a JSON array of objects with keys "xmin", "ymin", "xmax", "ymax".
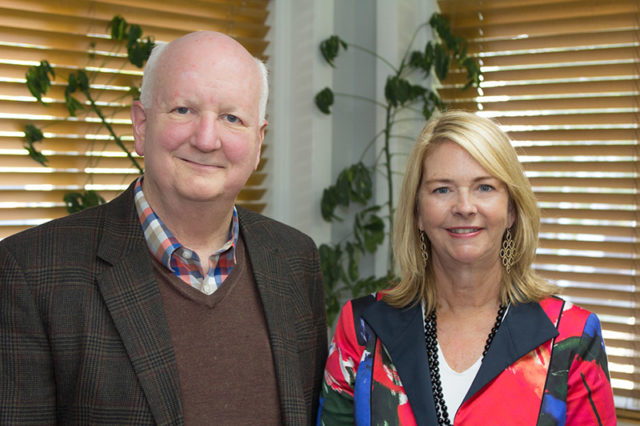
[{"xmin": 133, "ymin": 177, "xmax": 239, "ymax": 272}]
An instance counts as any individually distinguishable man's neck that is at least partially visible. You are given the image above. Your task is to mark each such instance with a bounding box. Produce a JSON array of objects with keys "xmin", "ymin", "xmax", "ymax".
[{"xmin": 143, "ymin": 188, "xmax": 236, "ymax": 259}]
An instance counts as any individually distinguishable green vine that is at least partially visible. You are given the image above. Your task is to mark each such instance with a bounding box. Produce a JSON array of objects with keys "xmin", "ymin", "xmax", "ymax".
[
  {"xmin": 316, "ymin": 13, "xmax": 482, "ymax": 325},
  {"xmin": 23, "ymin": 15, "xmax": 154, "ymax": 213}
]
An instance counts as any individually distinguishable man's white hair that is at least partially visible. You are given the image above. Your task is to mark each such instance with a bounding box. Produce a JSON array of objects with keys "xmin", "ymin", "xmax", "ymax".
[{"xmin": 139, "ymin": 40, "xmax": 269, "ymax": 124}]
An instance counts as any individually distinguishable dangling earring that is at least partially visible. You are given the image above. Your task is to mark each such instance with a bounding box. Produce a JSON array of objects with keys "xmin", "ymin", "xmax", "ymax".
[
  {"xmin": 419, "ymin": 230, "xmax": 429, "ymax": 266},
  {"xmin": 500, "ymin": 227, "xmax": 515, "ymax": 273}
]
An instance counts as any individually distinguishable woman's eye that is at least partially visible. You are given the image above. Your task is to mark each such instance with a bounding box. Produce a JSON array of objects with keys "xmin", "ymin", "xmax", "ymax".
[
  {"xmin": 174, "ymin": 107, "xmax": 189, "ymax": 114},
  {"xmin": 479, "ymin": 184, "xmax": 494, "ymax": 192},
  {"xmin": 434, "ymin": 187, "xmax": 449, "ymax": 194}
]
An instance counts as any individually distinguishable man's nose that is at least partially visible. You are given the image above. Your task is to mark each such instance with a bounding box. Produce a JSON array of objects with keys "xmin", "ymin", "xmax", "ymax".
[{"xmin": 193, "ymin": 113, "xmax": 222, "ymax": 151}]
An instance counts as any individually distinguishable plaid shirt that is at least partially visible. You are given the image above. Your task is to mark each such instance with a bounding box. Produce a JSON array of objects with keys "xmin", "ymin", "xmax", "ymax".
[{"xmin": 133, "ymin": 178, "xmax": 239, "ymax": 295}]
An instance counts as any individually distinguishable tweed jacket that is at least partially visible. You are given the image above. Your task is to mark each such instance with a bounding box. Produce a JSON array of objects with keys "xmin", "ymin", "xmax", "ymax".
[
  {"xmin": 318, "ymin": 293, "xmax": 616, "ymax": 425},
  {"xmin": 0, "ymin": 182, "xmax": 327, "ymax": 425}
]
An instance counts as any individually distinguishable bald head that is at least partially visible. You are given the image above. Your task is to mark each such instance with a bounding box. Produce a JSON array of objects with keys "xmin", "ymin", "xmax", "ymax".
[{"xmin": 139, "ymin": 31, "xmax": 268, "ymax": 124}]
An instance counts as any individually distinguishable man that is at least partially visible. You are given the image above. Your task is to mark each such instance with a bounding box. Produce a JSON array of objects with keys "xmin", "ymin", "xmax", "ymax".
[{"xmin": 0, "ymin": 32, "xmax": 327, "ymax": 425}]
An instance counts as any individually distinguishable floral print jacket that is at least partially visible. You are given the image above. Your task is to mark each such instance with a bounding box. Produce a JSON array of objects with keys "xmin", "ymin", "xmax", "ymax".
[{"xmin": 317, "ymin": 294, "xmax": 616, "ymax": 425}]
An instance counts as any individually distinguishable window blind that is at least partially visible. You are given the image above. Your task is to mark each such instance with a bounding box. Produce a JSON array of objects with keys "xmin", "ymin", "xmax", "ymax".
[
  {"xmin": 438, "ymin": 0, "xmax": 639, "ymax": 418},
  {"xmin": 0, "ymin": 0, "xmax": 270, "ymax": 240}
]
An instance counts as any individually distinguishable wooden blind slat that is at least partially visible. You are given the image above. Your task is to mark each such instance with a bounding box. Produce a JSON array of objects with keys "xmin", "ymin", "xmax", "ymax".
[
  {"xmin": 540, "ymin": 223, "xmax": 639, "ymax": 238},
  {"xmin": 531, "ymin": 177, "xmax": 639, "ymax": 189},
  {"xmin": 518, "ymin": 144, "xmax": 639, "ymax": 156},
  {"xmin": 540, "ymin": 208, "xmax": 638, "ymax": 222}
]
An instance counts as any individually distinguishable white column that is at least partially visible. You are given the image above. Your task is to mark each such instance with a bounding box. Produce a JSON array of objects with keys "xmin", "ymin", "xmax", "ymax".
[{"xmin": 265, "ymin": 0, "xmax": 335, "ymax": 244}]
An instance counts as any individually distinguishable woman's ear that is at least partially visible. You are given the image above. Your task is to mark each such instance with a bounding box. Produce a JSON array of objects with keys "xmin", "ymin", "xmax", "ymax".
[{"xmin": 507, "ymin": 199, "xmax": 517, "ymax": 228}]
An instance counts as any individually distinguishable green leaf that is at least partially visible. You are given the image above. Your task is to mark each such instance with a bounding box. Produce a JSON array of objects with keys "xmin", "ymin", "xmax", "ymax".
[
  {"xmin": 334, "ymin": 169, "xmax": 352, "ymax": 207},
  {"xmin": 67, "ymin": 73, "xmax": 77, "ymax": 92},
  {"xmin": 128, "ymin": 43, "xmax": 143, "ymax": 67},
  {"xmin": 433, "ymin": 43, "xmax": 450, "ymax": 81},
  {"xmin": 126, "ymin": 24, "xmax": 143, "ymax": 48},
  {"xmin": 385, "ymin": 76, "xmax": 427, "ymax": 107},
  {"xmin": 315, "ymin": 87, "xmax": 334, "ymax": 114},
  {"xmin": 352, "ymin": 206, "xmax": 384, "ymax": 254},
  {"xmin": 25, "ymin": 144, "xmax": 48, "ymax": 167},
  {"xmin": 429, "ymin": 12, "xmax": 447, "ymax": 36},
  {"xmin": 76, "ymin": 70, "xmax": 89, "ymax": 92},
  {"xmin": 422, "ymin": 102, "xmax": 435, "ymax": 120},
  {"xmin": 25, "ymin": 60, "xmax": 55, "ymax": 103},
  {"xmin": 319, "ymin": 242, "xmax": 346, "ymax": 301},
  {"xmin": 320, "ymin": 35, "xmax": 348, "ymax": 67},
  {"xmin": 409, "ymin": 84, "xmax": 427, "ymax": 100},
  {"xmin": 63, "ymin": 190, "xmax": 106, "ymax": 214},
  {"xmin": 409, "ymin": 50, "xmax": 425, "ymax": 69},
  {"xmin": 126, "ymin": 25, "xmax": 151, "ymax": 67},
  {"xmin": 385, "ymin": 76, "xmax": 410, "ymax": 107},
  {"xmin": 462, "ymin": 56, "xmax": 482, "ymax": 89},
  {"xmin": 345, "ymin": 242, "xmax": 360, "ymax": 282},
  {"xmin": 23, "ymin": 124, "xmax": 47, "ymax": 166},
  {"xmin": 24, "ymin": 124, "xmax": 43, "ymax": 144},
  {"xmin": 430, "ymin": 12, "xmax": 456, "ymax": 52},
  {"xmin": 349, "ymin": 162, "xmax": 372, "ymax": 204},
  {"xmin": 65, "ymin": 93, "xmax": 84, "ymax": 117},
  {"xmin": 321, "ymin": 187, "xmax": 340, "ymax": 221},
  {"xmin": 134, "ymin": 37, "xmax": 155, "ymax": 68},
  {"xmin": 108, "ymin": 15, "xmax": 127, "ymax": 41},
  {"xmin": 425, "ymin": 40, "xmax": 435, "ymax": 62},
  {"xmin": 362, "ymin": 214, "xmax": 385, "ymax": 253}
]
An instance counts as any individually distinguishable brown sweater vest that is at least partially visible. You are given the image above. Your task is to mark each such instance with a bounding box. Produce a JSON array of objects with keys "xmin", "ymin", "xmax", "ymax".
[{"xmin": 152, "ymin": 237, "xmax": 281, "ymax": 425}]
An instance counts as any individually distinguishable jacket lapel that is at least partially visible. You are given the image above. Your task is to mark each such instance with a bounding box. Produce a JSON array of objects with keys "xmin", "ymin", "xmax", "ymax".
[
  {"xmin": 362, "ymin": 299, "xmax": 560, "ymax": 424},
  {"xmin": 237, "ymin": 208, "xmax": 305, "ymax": 425},
  {"xmin": 464, "ymin": 301, "xmax": 559, "ymax": 402},
  {"xmin": 95, "ymin": 186, "xmax": 183, "ymax": 425},
  {"xmin": 362, "ymin": 300, "xmax": 438, "ymax": 426}
]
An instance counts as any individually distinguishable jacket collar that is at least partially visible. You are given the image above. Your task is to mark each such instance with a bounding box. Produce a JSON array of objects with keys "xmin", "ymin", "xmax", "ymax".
[
  {"xmin": 465, "ymin": 300, "xmax": 559, "ymax": 401},
  {"xmin": 362, "ymin": 298, "xmax": 559, "ymax": 425},
  {"xmin": 96, "ymin": 183, "xmax": 183, "ymax": 425},
  {"xmin": 362, "ymin": 300, "xmax": 437, "ymax": 426}
]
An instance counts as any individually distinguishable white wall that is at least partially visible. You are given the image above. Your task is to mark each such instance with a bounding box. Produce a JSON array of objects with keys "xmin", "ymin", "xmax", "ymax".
[{"xmin": 265, "ymin": 0, "xmax": 438, "ymax": 271}]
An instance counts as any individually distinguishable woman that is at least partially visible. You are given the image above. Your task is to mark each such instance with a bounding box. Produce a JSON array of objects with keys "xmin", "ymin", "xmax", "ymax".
[{"xmin": 317, "ymin": 111, "xmax": 616, "ymax": 425}]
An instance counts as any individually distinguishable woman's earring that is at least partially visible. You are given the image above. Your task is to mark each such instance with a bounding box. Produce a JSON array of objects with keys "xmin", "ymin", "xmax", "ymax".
[
  {"xmin": 500, "ymin": 228, "xmax": 515, "ymax": 273},
  {"xmin": 419, "ymin": 230, "xmax": 429, "ymax": 267}
]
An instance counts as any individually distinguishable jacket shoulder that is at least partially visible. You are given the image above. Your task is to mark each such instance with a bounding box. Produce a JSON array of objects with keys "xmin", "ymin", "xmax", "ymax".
[
  {"xmin": 0, "ymin": 185, "xmax": 136, "ymax": 263},
  {"xmin": 540, "ymin": 296, "xmax": 598, "ymax": 341},
  {"xmin": 236, "ymin": 206, "xmax": 317, "ymax": 251}
]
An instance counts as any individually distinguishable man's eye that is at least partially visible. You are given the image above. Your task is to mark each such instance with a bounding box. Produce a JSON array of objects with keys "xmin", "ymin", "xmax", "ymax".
[
  {"xmin": 175, "ymin": 107, "xmax": 189, "ymax": 114},
  {"xmin": 225, "ymin": 114, "xmax": 240, "ymax": 124}
]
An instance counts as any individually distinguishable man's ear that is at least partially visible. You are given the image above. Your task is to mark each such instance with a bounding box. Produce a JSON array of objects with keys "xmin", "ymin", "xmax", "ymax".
[
  {"xmin": 131, "ymin": 100, "xmax": 147, "ymax": 156},
  {"xmin": 254, "ymin": 119, "xmax": 268, "ymax": 169}
]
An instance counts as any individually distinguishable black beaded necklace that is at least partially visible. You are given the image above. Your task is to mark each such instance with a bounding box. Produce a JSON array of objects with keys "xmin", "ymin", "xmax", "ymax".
[{"xmin": 424, "ymin": 304, "xmax": 507, "ymax": 426}]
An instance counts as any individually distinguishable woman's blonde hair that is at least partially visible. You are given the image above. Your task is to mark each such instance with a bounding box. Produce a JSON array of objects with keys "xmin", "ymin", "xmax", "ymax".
[{"xmin": 385, "ymin": 110, "xmax": 556, "ymax": 311}]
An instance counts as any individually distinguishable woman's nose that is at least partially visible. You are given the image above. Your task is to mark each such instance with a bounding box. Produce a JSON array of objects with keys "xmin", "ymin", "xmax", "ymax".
[{"xmin": 453, "ymin": 191, "xmax": 477, "ymax": 216}]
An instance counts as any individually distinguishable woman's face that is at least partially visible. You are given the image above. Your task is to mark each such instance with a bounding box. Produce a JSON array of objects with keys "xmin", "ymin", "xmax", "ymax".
[{"xmin": 417, "ymin": 140, "xmax": 515, "ymax": 270}]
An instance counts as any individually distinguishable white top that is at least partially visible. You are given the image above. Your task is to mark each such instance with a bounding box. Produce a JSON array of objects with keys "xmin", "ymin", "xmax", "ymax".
[
  {"xmin": 438, "ymin": 344, "xmax": 481, "ymax": 417},
  {"xmin": 422, "ymin": 302, "xmax": 510, "ymax": 418}
]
